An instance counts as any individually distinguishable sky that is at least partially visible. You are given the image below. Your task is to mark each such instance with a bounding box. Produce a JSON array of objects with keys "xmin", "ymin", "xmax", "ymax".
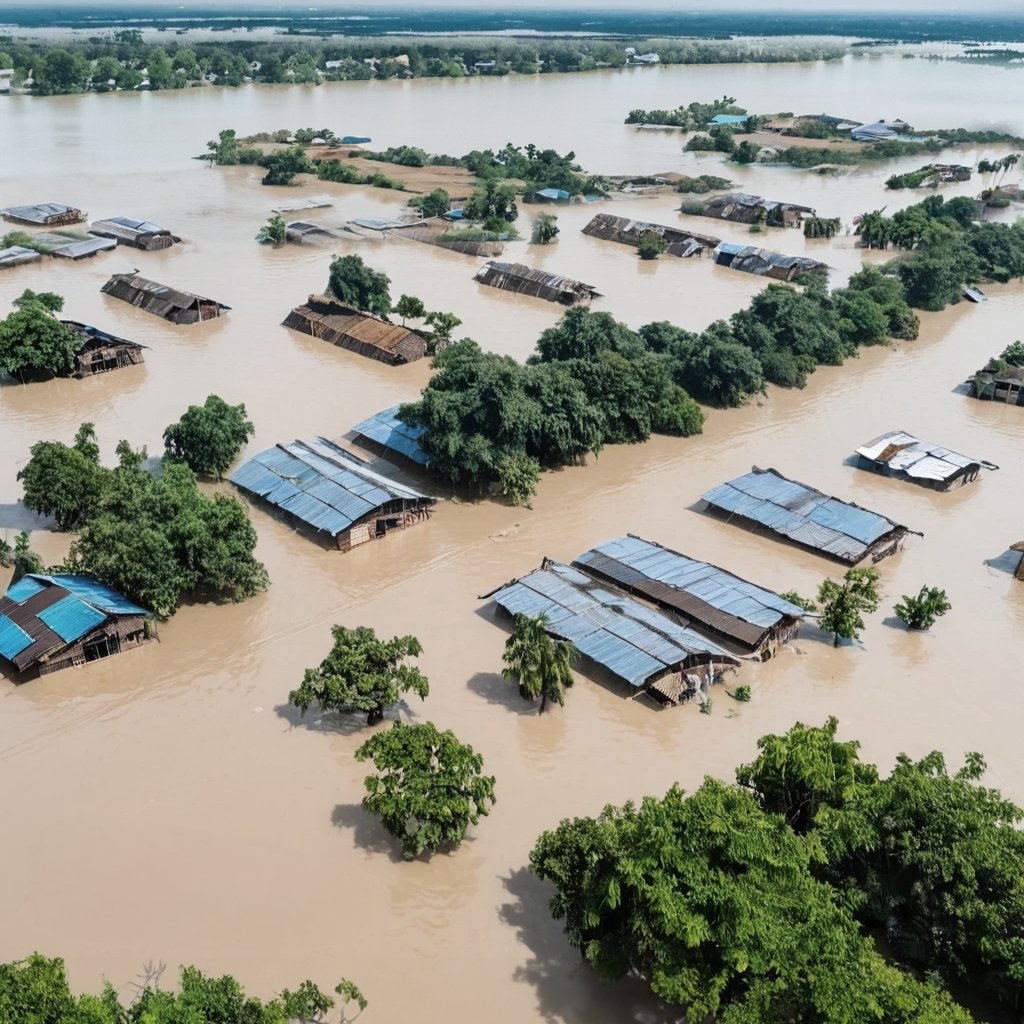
[{"xmin": 19, "ymin": 0, "xmax": 1021, "ymax": 9}]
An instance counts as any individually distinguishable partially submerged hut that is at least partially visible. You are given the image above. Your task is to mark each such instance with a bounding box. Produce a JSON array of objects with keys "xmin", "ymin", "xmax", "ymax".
[
  {"xmin": 1012, "ymin": 542, "xmax": 1024, "ymax": 582},
  {"xmin": 697, "ymin": 193, "xmax": 816, "ymax": 228},
  {"xmin": 230, "ymin": 436, "xmax": 435, "ymax": 552},
  {"xmin": 2, "ymin": 203, "xmax": 85, "ymax": 227},
  {"xmin": 701, "ymin": 466, "xmax": 915, "ymax": 564},
  {"xmin": 524, "ymin": 188, "xmax": 571, "ymax": 204},
  {"xmin": 30, "ymin": 233, "xmax": 117, "ymax": 260},
  {"xmin": 351, "ymin": 406, "xmax": 429, "ymax": 468},
  {"xmin": 352, "ymin": 217, "xmax": 506, "ymax": 258},
  {"xmin": 474, "ymin": 261, "xmax": 600, "ymax": 305},
  {"xmin": 968, "ymin": 359, "xmax": 1024, "ymax": 406},
  {"xmin": 855, "ymin": 430, "xmax": 996, "ymax": 491},
  {"xmin": 582, "ymin": 213, "xmax": 720, "ymax": 258},
  {"xmin": 0, "ymin": 574, "xmax": 151, "ymax": 679},
  {"xmin": 283, "ymin": 295, "xmax": 427, "ymax": 366},
  {"xmin": 486, "ymin": 559, "xmax": 739, "ymax": 706},
  {"xmin": 100, "ymin": 273, "xmax": 230, "ymax": 324},
  {"xmin": 0, "ymin": 245, "xmax": 41, "ymax": 270},
  {"xmin": 712, "ymin": 243, "xmax": 828, "ymax": 281},
  {"xmin": 573, "ymin": 535, "xmax": 811, "ymax": 659},
  {"xmin": 284, "ymin": 221, "xmax": 348, "ymax": 244},
  {"xmin": 90, "ymin": 217, "xmax": 180, "ymax": 250},
  {"xmin": 63, "ymin": 320, "xmax": 146, "ymax": 378}
]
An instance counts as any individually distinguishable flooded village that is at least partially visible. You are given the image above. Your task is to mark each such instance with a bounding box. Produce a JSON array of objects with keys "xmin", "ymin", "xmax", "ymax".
[{"xmin": 2, "ymin": 41, "xmax": 1024, "ymax": 1024}]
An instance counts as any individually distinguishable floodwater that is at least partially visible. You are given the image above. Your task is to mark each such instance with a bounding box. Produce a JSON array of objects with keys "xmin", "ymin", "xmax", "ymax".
[{"xmin": 1, "ymin": 54, "xmax": 1023, "ymax": 1021}]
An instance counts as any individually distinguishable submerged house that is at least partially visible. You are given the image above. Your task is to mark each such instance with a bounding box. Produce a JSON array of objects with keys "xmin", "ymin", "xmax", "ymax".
[
  {"xmin": 100, "ymin": 273, "xmax": 230, "ymax": 324},
  {"xmin": 712, "ymin": 243, "xmax": 828, "ymax": 281},
  {"xmin": 0, "ymin": 245, "xmax": 41, "ymax": 270},
  {"xmin": 698, "ymin": 192, "xmax": 816, "ymax": 228},
  {"xmin": 351, "ymin": 406, "xmax": 429, "ymax": 468},
  {"xmin": 968, "ymin": 359, "xmax": 1024, "ymax": 406},
  {"xmin": 284, "ymin": 221, "xmax": 348, "ymax": 244},
  {"xmin": 573, "ymin": 535, "xmax": 811, "ymax": 659},
  {"xmin": 30, "ymin": 232, "xmax": 117, "ymax": 260},
  {"xmin": 582, "ymin": 213, "xmax": 721, "ymax": 258},
  {"xmin": 1012, "ymin": 542, "xmax": 1024, "ymax": 582},
  {"xmin": 701, "ymin": 466, "xmax": 916, "ymax": 565},
  {"xmin": 282, "ymin": 295, "xmax": 427, "ymax": 366},
  {"xmin": 855, "ymin": 430, "xmax": 996, "ymax": 491},
  {"xmin": 486, "ymin": 559, "xmax": 739, "ymax": 706},
  {"xmin": 525, "ymin": 188, "xmax": 571, "ymax": 204},
  {"xmin": 90, "ymin": 217, "xmax": 180, "ymax": 250},
  {"xmin": 230, "ymin": 436, "xmax": 435, "ymax": 552},
  {"xmin": 0, "ymin": 574, "xmax": 151, "ymax": 678},
  {"xmin": 63, "ymin": 320, "xmax": 146, "ymax": 378},
  {"xmin": 2, "ymin": 203, "xmax": 85, "ymax": 227},
  {"xmin": 474, "ymin": 261, "xmax": 600, "ymax": 305}
]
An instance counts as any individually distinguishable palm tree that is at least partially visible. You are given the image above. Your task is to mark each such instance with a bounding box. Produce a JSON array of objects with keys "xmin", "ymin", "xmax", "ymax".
[{"xmin": 501, "ymin": 612, "xmax": 576, "ymax": 714}]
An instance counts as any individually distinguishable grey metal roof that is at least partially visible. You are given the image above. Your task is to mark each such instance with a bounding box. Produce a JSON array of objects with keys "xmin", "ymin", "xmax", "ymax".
[
  {"xmin": 856, "ymin": 430, "xmax": 993, "ymax": 483},
  {"xmin": 351, "ymin": 406, "xmax": 429, "ymax": 466},
  {"xmin": 0, "ymin": 245, "xmax": 42, "ymax": 269},
  {"xmin": 1, "ymin": 203, "xmax": 83, "ymax": 224},
  {"xmin": 701, "ymin": 467, "xmax": 910, "ymax": 563},
  {"xmin": 490, "ymin": 560, "xmax": 737, "ymax": 689},
  {"xmin": 230, "ymin": 437, "xmax": 433, "ymax": 538}
]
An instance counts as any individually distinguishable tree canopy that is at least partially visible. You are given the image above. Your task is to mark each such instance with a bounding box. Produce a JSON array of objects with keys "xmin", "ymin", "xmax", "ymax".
[
  {"xmin": 162, "ymin": 394, "xmax": 255, "ymax": 479},
  {"xmin": 816, "ymin": 567, "xmax": 881, "ymax": 646},
  {"xmin": 326, "ymin": 255, "xmax": 393, "ymax": 316},
  {"xmin": 501, "ymin": 612, "xmax": 575, "ymax": 713},
  {"xmin": 0, "ymin": 289, "xmax": 82, "ymax": 382},
  {"xmin": 355, "ymin": 722, "xmax": 496, "ymax": 859}
]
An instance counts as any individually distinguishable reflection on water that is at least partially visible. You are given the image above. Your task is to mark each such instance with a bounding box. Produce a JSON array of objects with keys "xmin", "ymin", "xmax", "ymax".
[{"xmin": 1, "ymin": 54, "xmax": 1023, "ymax": 1021}]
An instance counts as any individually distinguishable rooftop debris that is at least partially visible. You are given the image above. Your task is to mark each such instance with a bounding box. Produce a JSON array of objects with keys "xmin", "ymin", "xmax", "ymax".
[
  {"xmin": 696, "ymin": 192, "xmax": 816, "ymax": 228},
  {"xmin": 701, "ymin": 466, "xmax": 917, "ymax": 564},
  {"xmin": 282, "ymin": 295, "xmax": 427, "ymax": 366},
  {"xmin": 1, "ymin": 203, "xmax": 85, "ymax": 227},
  {"xmin": 230, "ymin": 436, "xmax": 435, "ymax": 552},
  {"xmin": 963, "ymin": 286, "xmax": 986, "ymax": 303},
  {"xmin": 851, "ymin": 118, "xmax": 913, "ymax": 141},
  {"xmin": 855, "ymin": 430, "xmax": 997, "ymax": 491},
  {"xmin": 582, "ymin": 213, "xmax": 721, "ymax": 257},
  {"xmin": 0, "ymin": 574, "xmax": 151, "ymax": 678},
  {"xmin": 62, "ymin": 320, "xmax": 146, "ymax": 378},
  {"xmin": 524, "ymin": 187, "xmax": 571, "ymax": 203},
  {"xmin": 100, "ymin": 272, "xmax": 230, "ymax": 324},
  {"xmin": 474, "ymin": 261, "xmax": 600, "ymax": 305},
  {"xmin": 573, "ymin": 534, "xmax": 812, "ymax": 658},
  {"xmin": 0, "ymin": 245, "xmax": 42, "ymax": 269},
  {"xmin": 350, "ymin": 216, "xmax": 507, "ymax": 257},
  {"xmin": 90, "ymin": 217, "xmax": 180, "ymax": 250},
  {"xmin": 29, "ymin": 232, "xmax": 117, "ymax": 260},
  {"xmin": 711, "ymin": 242, "xmax": 828, "ymax": 281},
  {"xmin": 284, "ymin": 220, "xmax": 349, "ymax": 244},
  {"xmin": 351, "ymin": 405, "xmax": 429, "ymax": 467},
  {"xmin": 271, "ymin": 196, "xmax": 334, "ymax": 213},
  {"xmin": 485, "ymin": 558, "xmax": 739, "ymax": 705}
]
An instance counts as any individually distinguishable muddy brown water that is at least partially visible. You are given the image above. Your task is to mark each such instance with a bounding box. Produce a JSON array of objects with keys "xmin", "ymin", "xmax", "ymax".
[{"xmin": 1, "ymin": 55, "xmax": 1023, "ymax": 1021}]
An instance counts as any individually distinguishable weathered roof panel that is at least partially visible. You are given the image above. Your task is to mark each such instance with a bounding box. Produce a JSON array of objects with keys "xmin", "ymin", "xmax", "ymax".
[
  {"xmin": 352, "ymin": 406, "xmax": 429, "ymax": 466},
  {"xmin": 856, "ymin": 430, "xmax": 988, "ymax": 484},
  {"xmin": 37, "ymin": 595, "xmax": 107, "ymax": 644},
  {"xmin": 0, "ymin": 614, "xmax": 34, "ymax": 660},
  {"xmin": 31, "ymin": 575, "xmax": 150, "ymax": 616}
]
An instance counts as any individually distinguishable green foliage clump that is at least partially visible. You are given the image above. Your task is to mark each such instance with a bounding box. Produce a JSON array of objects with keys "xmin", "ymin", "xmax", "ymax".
[
  {"xmin": 314, "ymin": 159, "xmax": 363, "ymax": 183},
  {"xmin": 779, "ymin": 589, "xmax": 818, "ymax": 612},
  {"xmin": 729, "ymin": 684, "xmax": 752, "ymax": 702},
  {"xmin": 817, "ymin": 567, "xmax": 881, "ymax": 646},
  {"xmin": 424, "ymin": 310, "xmax": 462, "ymax": 353},
  {"xmin": 497, "ymin": 452, "xmax": 541, "ymax": 507},
  {"xmin": 327, "ymin": 254, "xmax": 392, "ymax": 315},
  {"xmin": 0, "ymin": 531, "xmax": 44, "ymax": 583},
  {"xmin": 0, "ymin": 289, "xmax": 82, "ymax": 382},
  {"xmin": 355, "ymin": 721, "xmax": 496, "ymax": 859},
  {"xmin": 531, "ymin": 212, "xmax": 559, "ymax": 244},
  {"xmin": 675, "ymin": 174, "xmax": 733, "ymax": 193},
  {"xmin": 408, "ymin": 187, "xmax": 451, "ymax": 218},
  {"xmin": 626, "ymin": 97, "xmax": 746, "ymax": 130},
  {"xmin": 162, "ymin": 394, "xmax": 255, "ymax": 479},
  {"xmin": 391, "ymin": 294, "xmax": 426, "ymax": 325},
  {"xmin": 256, "ymin": 212, "xmax": 287, "ymax": 246},
  {"xmin": 463, "ymin": 179, "xmax": 519, "ymax": 223},
  {"xmin": 501, "ymin": 612, "xmax": 576, "ymax": 712},
  {"xmin": 803, "ymin": 216, "xmax": 841, "ymax": 239},
  {"xmin": 367, "ymin": 144, "xmax": 429, "ymax": 166},
  {"xmin": 894, "ymin": 585, "xmax": 951, "ymax": 630},
  {"xmin": 636, "ymin": 231, "xmax": 667, "ymax": 260},
  {"xmin": 1000, "ymin": 340, "xmax": 1024, "ymax": 366},
  {"xmin": 288, "ymin": 625, "xmax": 428, "ymax": 725},
  {"xmin": 258, "ymin": 145, "xmax": 313, "ymax": 185}
]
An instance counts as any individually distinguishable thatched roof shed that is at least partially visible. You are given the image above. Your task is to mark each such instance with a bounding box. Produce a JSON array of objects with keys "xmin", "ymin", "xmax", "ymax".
[
  {"xmin": 2, "ymin": 203, "xmax": 85, "ymax": 227},
  {"xmin": 698, "ymin": 192, "xmax": 816, "ymax": 228},
  {"xmin": 474, "ymin": 261, "xmax": 600, "ymax": 305},
  {"xmin": 100, "ymin": 273, "xmax": 230, "ymax": 324},
  {"xmin": 582, "ymin": 213, "xmax": 721, "ymax": 257},
  {"xmin": 282, "ymin": 295, "xmax": 427, "ymax": 366},
  {"xmin": 90, "ymin": 217, "xmax": 180, "ymax": 250},
  {"xmin": 63, "ymin": 320, "xmax": 146, "ymax": 378}
]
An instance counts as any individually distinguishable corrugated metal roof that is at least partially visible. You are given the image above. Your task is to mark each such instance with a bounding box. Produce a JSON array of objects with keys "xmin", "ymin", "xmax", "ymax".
[
  {"xmin": 0, "ymin": 614, "xmax": 34, "ymax": 659},
  {"xmin": 0, "ymin": 245, "xmax": 42, "ymax": 269},
  {"xmin": 712, "ymin": 243, "xmax": 827, "ymax": 277},
  {"xmin": 29, "ymin": 575, "xmax": 149, "ymax": 616},
  {"xmin": 474, "ymin": 261, "xmax": 599, "ymax": 304},
  {"xmin": 702, "ymin": 467, "xmax": 909, "ymax": 563},
  {"xmin": 230, "ymin": 437, "xmax": 433, "ymax": 538},
  {"xmin": 582, "ymin": 213, "xmax": 721, "ymax": 251},
  {"xmin": 37, "ymin": 595, "xmax": 106, "ymax": 644},
  {"xmin": 352, "ymin": 406, "xmax": 429, "ymax": 466},
  {"xmin": 491, "ymin": 560, "xmax": 737, "ymax": 689},
  {"xmin": 855, "ymin": 430, "xmax": 988, "ymax": 483},
  {"xmin": 5, "ymin": 577, "xmax": 46, "ymax": 603},
  {"xmin": 1, "ymin": 203, "xmax": 83, "ymax": 224}
]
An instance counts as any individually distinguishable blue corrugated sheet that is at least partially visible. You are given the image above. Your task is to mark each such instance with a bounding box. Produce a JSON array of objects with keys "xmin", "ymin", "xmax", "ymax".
[
  {"xmin": 5, "ymin": 577, "xmax": 45, "ymax": 603},
  {"xmin": 37, "ymin": 595, "xmax": 106, "ymax": 643},
  {"xmin": 576, "ymin": 536, "xmax": 806, "ymax": 629},
  {"xmin": 491, "ymin": 561, "xmax": 735, "ymax": 689},
  {"xmin": 351, "ymin": 407, "xmax": 429, "ymax": 466},
  {"xmin": 708, "ymin": 114, "xmax": 749, "ymax": 125},
  {"xmin": 30, "ymin": 575, "xmax": 149, "ymax": 616},
  {"xmin": 535, "ymin": 188, "xmax": 570, "ymax": 200},
  {"xmin": 0, "ymin": 614, "xmax": 34, "ymax": 659},
  {"xmin": 230, "ymin": 436, "xmax": 431, "ymax": 537},
  {"xmin": 702, "ymin": 468, "xmax": 904, "ymax": 562}
]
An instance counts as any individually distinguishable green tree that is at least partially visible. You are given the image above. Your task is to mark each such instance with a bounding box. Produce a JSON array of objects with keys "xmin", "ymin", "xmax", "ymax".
[
  {"xmin": 256, "ymin": 212, "xmax": 287, "ymax": 247},
  {"xmin": 408, "ymin": 187, "xmax": 451, "ymax": 218},
  {"xmin": 288, "ymin": 625, "xmax": 429, "ymax": 725},
  {"xmin": 163, "ymin": 394, "xmax": 255, "ymax": 479},
  {"xmin": 501, "ymin": 612, "xmax": 576, "ymax": 712},
  {"xmin": 636, "ymin": 231, "xmax": 667, "ymax": 260},
  {"xmin": 817, "ymin": 567, "xmax": 881, "ymax": 646},
  {"xmin": 392, "ymin": 294, "xmax": 426, "ymax": 325},
  {"xmin": 146, "ymin": 47, "xmax": 176, "ymax": 89},
  {"xmin": 33, "ymin": 48, "xmax": 90, "ymax": 94},
  {"xmin": 893, "ymin": 585, "xmax": 951, "ymax": 630},
  {"xmin": 355, "ymin": 722, "xmax": 496, "ymax": 859},
  {"xmin": 497, "ymin": 452, "xmax": 540, "ymax": 507},
  {"xmin": 0, "ymin": 532, "xmax": 45, "ymax": 583},
  {"xmin": 17, "ymin": 424, "xmax": 107, "ymax": 530},
  {"xmin": 0, "ymin": 289, "xmax": 82, "ymax": 382},
  {"xmin": 327, "ymin": 255, "xmax": 392, "ymax": 315},
  {"xmin": 259, "ymin": 145, "xmax": 312, "ymax": 186},
  {"xmin": 531, "ymin": 213, "xmax": 559, "ymax": 244},
  {"xmin": 463, "ymin": 180, "xmax": 519, "ymax": 223},
  {"xmin": 91, "ymin": 55, "xmax": 121, "ymax": 90},
  {"xmin": 424, "ymin": 310, "xmax": 462, "ymax": 352}
]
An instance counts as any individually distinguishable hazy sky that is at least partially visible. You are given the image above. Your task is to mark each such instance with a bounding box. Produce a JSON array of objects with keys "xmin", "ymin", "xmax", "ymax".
[{"xmin": 36, "ymin": 0, "xmax": 1022, "ymax": 9}]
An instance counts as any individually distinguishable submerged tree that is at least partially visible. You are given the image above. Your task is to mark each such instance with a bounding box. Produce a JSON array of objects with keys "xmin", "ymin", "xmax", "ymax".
[
  {"xmin": 817, "ymin": 567, "xmax": 881, "ymax": 646},
  {"xmin": 355, "ymin": 721, "xmax": 496, "ymax": 859},
  {"xmin": 531, "ymin": 213, "xmax": 559, "ymax": 244},
  {"xmin": 163, "ymin": 394, "xmax": 255, "ymax": 479},
  {"xmin": 501, "ymin": 611, "xmax": 576, "ymax": 713},
  {"xmin": 893, "ymin": 585, "xmax": 951, "ymax": 631},
  {"xmin": 326, "ymin": 254, "xmax": 392, "ymax": 316},
  {"xmin": 636, "ymin": 231, "xmax": 667, "ymax": 260},
  {"xmin": 288, "ymin": 625, "xmax": 429, "ymax": 725},
  {"xmin": 0, "ymin": 532, "xmax": 44, "ymax": 584},
  {"xmin": 424, "ymin": 310, "xmax": 462, "ymax": 353},
  {"xmin": 408, "ymin": 187, "xmax": 451, "ymax": 219},
  {"xmin": 256, "ymin": 212, "xmax": 287, "ymax": 247},
  {"xmin": 496, "ymin": 452, "xmax": 540, "ymax": 508},
  {"xmin": 0, "ymin": 289, "xmax": 81, "ymax": 382},
  {"xmin": 392, "ymin": 294, "xmax": 426, "ymax": 326}
]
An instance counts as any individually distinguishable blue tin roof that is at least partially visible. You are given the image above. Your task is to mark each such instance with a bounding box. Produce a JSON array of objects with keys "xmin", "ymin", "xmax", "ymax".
[
  {"xmin": 37, "ymin": 595, "xmax": 107, "ymax": 644},
  {"xmin": 4, "ymin": 577, "xmax": 46, "ymax": 604},
  {"xmin": 490, "ymin": 561, "xmax": 736, "ymax": 689},
  {"xmin": 701, "ymin": 468, "xmax": 907, "ymax": 563},
  {"xmin": 708, "ymin": 114, "xmax": 749, "ymax": 125},
  {"xmin": 230, "ymin": 436, "xmax": 432, "ymax": 538},
  {"xmin": 27, "ymin": 575, "xmax": 149, "ymax": 616},
  {"xmin": 0, "ymin": 614, "xmax": 34, "ymax": 660},
  {"xmin": 351, "ymin": 406, "xmax": 429, "ymax": 467},
  {"xmin": 535, "ymin": 188, "xmax": 570, "ymax": 200}
]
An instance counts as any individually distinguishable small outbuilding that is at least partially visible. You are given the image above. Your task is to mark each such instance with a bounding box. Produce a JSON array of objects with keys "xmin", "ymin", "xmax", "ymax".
[
  {"xmin": 582, "ymin": 213, "xmax": 721, "ymax": 257},
  {"xmin": 698, "ymin": 192, "xmax": 816, "ymax": 228},
  {"xmin": 701, "ymin": 466, "xmax": 916, "ymax": 564},
  {"xmin": 90, "ymin": 217, "xmax": 180, "ymax": 250},
  {"xmin": 474, "ymin": 261, "xmax": 600, "ymax": 305},
  {"xmin": 573, "ymin": 535, "xmax": 811, "ymax": 659},
  {"xmin": 1012, "ymin": 542, "xmax": 1024, "ymax": 581},
  {"xmin": 30, "ymin": 233, "xmax": 117, "ymax": 260},
  {"xmin": 525, "ymin": 188, "xmax": 571, "ymax": 204},
  {"xmin": 351, "ymin": 406, "xmax": 429, "ymax": 468},
  {"xmin": 283, "ymin": 295, "xmax": 427, "ymax": 366},
  {"xmin": 0, "ymin": 245, "xmax": 42, "ymax": 270},
  {"xmin": 486, "ymin": 559, "xmax": 739, "ymax": 706},
  {"xmin": 855, "ymin": 430, "xmax": 996, "ymax": 491},
  {"xmin": 0, "ymin": 574, "xmax": 151, "ymax": 678},
  {"xmin": 230, "ymin": 436, "xmax": 436, "ymax": 552},
  {"xmin": 63, "ymin": 320, "xmax": 146, "ymax": 378},
  {"xmin": 712, "ymin": 243, "xmax": 828, "ymax": 281},
  {"xmin": 2, "ymin": 203, "xmax": 85, "ymax": 227},
  {"xmin": 100, "ymin": 273, "xmax": 230, "ymax": 324},
  {"xmin": 968, "ymin": 358, "xmax": 1024, "ymax": 405}
]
